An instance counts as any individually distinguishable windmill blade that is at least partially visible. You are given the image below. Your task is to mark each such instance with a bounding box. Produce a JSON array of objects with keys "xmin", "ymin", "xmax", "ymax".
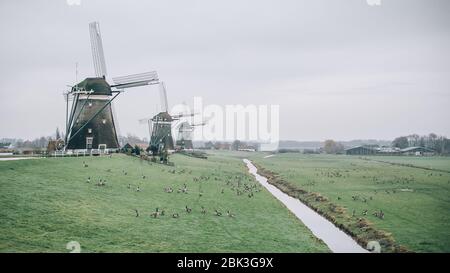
[
  {"xmin": 171, "ymin": 113, "xmax": 196, "ymax": 119},
  {"xmin": 112, "ymin": 71, "xmax": 159, "ymax": 89},
  {"xmin": 89, "ymin": 22, "xmax": 107, "ymax": 77},
  {"xmin": 138, "ymin": 118, "xmax": 153, "ymax": 139},
  {"xmin": 159, "ymin": 82, "xmax": 169, "ymax": 112}
]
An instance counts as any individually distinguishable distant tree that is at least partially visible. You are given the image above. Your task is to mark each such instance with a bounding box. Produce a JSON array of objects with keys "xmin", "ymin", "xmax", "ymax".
[
  {"xmin": 231, "ymin": 140, "xmax": 241, "ymax": 151},
  {"xmin": 134, "ymin": 145, "xmax": 141, "ymax": 156},
  {"xmin": 392, "ymin": 136, "xmax": 409, "ymax": 149},
  {"xmin": 323, "ymin": 140, "xmax": 344, "ymax": 154}
]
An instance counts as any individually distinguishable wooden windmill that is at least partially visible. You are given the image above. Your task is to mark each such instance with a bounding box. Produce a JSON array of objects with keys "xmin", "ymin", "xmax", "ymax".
[
  {"xmin": 175, "ymin": 121, "xmax": 206, "ymax": 150},
  {"xmin": 64, "ymin": 22, "xmax": 159, "ymax": 151},
  {"xmin": 138, "ymin": 82, "xmax": 195, "ymax": 162}
]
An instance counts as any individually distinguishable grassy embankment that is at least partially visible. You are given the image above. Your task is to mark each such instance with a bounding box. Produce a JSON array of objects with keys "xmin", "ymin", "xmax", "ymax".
[{"xmin": 0, "ymin": 153, "xmax": 328, "ymax": 253}]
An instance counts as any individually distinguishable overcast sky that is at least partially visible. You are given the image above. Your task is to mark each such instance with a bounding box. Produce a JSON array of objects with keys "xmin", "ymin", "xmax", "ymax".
[{"xmin": 0, "ymin": 0, "xmax": 449, "ymax": 141}]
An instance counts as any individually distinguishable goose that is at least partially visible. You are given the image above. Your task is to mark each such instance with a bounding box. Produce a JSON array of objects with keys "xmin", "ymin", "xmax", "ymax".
[
  {"xmin": 185, "ymin": 206, "xmax": 192, "ymax": 213},
  {"xmin": 201, "ymin": 206, "xmax": 207, "ymax": 214},
  {"xmin": 362, "ymin": 210, "xmax": 368, "ymax": 216},
  {"xmin": 150, "ymin": 211, "xmax": 158, "ymax": 218},
  {"xmin": 136, "ymin": 186, "xmax": 141, "ymax": 192},
  {"xmin": 142, "ymin": 175, "xmax": 146, "ymax": 179},
  {"xmin": 226, "ymin": 210, "xmax": 235, "ymax": 218},
  {"xmin": 134, "ymin": 209, "xmax": 139, "ymax": 217},
  {"xmin": 127, "ymin": 184, "xmax": 131, "ymax": 189},
  {"xmin": 172, "ymin": 213, "xmax": 179, "ymax": 218},
  {"xmin": 221, "ymin": 189, "xmax": 224, "ymax": 194},
  {"xmin": 214, "ymin": 209, "xmax": 222, "ymax": 216},
  {"xmin": 86, "ymin": 177, "xmax": 91, "ymax": 183}
]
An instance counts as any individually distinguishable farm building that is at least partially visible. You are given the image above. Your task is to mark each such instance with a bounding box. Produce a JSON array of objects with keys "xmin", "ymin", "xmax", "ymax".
[
  {"xmin": 345, "ymin": 146, "xmax": 377, "ymax": 155},
  {"xmin": 401, "ymin": 146, "xmax": 435, "ymax": 156}
]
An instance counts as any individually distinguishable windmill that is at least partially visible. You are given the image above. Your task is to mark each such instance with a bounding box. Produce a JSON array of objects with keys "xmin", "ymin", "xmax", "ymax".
[
  {"xmin": 138, "ymin": 82, "xmax": 195, "ymax": 162},
  {"xmin": 175, "ymin": 121, "xmax": 206, "ymax": 150},
  {"xmin": 64, "ymin": 22, "xmax": 159, "ymax": 151}
]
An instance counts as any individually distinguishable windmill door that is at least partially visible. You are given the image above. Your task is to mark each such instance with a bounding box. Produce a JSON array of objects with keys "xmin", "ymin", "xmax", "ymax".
[{"xmin": 86, "ymin": 137, "xmax": 93, "ymax": 150}]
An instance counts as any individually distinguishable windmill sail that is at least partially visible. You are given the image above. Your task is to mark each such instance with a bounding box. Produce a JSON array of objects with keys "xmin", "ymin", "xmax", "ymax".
[
  {"xmin": 89, "ymin": 22, "xmax": 108, "ymax": 78},
  {"xmin": 112, "ymin": 71, "xmax": 159, "ymax": 89},
  {"xmin": 159, "ymin": 82, "xmax": 169, "ymax": 112}
]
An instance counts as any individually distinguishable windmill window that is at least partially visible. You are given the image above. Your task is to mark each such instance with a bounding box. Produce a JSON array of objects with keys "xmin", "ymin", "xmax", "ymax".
[
  {"xmin": 88, "ymin": 128, "xmax": 92, "ymax": 134},
  {"xmin": 102, "ymin": 119, "xmax": 106, "ymax": 124}
]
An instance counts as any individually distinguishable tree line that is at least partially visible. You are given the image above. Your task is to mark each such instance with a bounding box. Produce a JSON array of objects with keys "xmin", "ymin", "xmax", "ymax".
[{"xmin": 392, "ymin": 133, "xmax": 450, "ymax": 154}]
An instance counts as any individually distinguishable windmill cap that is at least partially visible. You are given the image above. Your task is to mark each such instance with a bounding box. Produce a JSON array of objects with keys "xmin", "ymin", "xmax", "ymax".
[{"xmin": 73, "ymin": 77, "xmax": 112, "ymax": 95}]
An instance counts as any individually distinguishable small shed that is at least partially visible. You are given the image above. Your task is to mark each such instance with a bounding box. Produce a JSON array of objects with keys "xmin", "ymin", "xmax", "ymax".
[{"xmin": 121, "ymin": 143, "xmax": 133, "ymax": 153}]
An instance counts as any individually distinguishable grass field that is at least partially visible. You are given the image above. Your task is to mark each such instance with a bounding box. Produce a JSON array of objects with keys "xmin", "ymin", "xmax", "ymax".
[
  {"xmin": 245, "ymin": 153, "xmax": 450, "ymax": 253},
  {"xmin": 0, "ymin": 153, "xmax": 328, "ymax": 253},
  {"xmin": 364, "ymin": 156, "xmax": 450, "ymax": 172}
]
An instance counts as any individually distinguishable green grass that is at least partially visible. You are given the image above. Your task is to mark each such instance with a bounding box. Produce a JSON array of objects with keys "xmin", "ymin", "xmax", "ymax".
[
  {"xmin": 0, "ymin": 153, "xmax": 328, "ymax": 253},
  {"xmin": 245, "ymin": 152, "xmax": 450, "ymax": 253},
  {"xmin": 364, "ymin": 156, "xmax": 450, "ymax": 172}
]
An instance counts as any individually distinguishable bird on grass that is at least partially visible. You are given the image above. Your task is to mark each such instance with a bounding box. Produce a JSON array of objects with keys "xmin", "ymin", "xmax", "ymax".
[
  {"xmin": 86, "ymin": 177, "xmax": 91, "ymax": 183},
  {"xmin": 185, "ymin": 206, "xmax": 192, "ymax": 213},
  {"xmin": 215, "ymin": 209, "xmax": 222, "ymax": 216},
  {"xmin": 136, "ymin": 186, "xmax": 141, "ymax": 192},
  {"xmin": 172, "ymin": 213, "xmax": 179, "ymax": 218},
  {"xmin": 226, "ymin": 210, "xmax": 235, "ymax": 218},
  {"xmin": 134, "ymin": 209, "xmax": 139, "ymax": 217},
  {"xmin": 201, "ymin": 206, "xmax": 207, "ymax": 214}
]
